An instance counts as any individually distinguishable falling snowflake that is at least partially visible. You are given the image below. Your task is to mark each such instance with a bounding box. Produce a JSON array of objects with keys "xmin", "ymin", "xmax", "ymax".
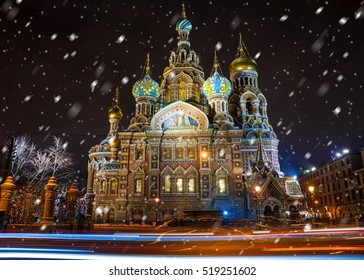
[
  {"xmin": 116, "ymin": 35, "xmax": 125, "ymax": 44},
  {"xmin": 339, "ymin": 17, "xmax": 349, "ymax": 25},
  {"xmin": 68, "ymin": 102, "xmax": 83, "ymax": 118},
  {"xmin": 333, "ymin": 106, "xmax": 342, "ymax": 115},
  {"xmin": 317, "ymin": 82, "xmax": 330, "ymax": 97},
  {"xmin": 215, "ymin": 42, "xmax": 222, "ymax": 51},
  {"xmin": 279, "ymin": 15, "xmax": 289, "ymax": 22},
  {"xmin": 90, "ymin": 80, "xmax": 98, "ymax": 92},
  {"xmin": 304, "ymin": 152, "xmax": 312, "ymax": 159},
  {"xmin": 50, "ymin": 33, "xmax": 57, "ymax": 40},
  {"xmin": 23, "ymin": 95, "xmax": 32, "ymax": 102},
  {"xmin": 69, "ymin": 33, "xmax": 78, "ymax": 41},
  {"xmin": 315, "ymin": 6, "xmax": 324, "ymax": 15},
  {"xmin": 121, "ymin": 76, "xmax": 129, "ymax": 85},
  {"xmin": 254, "ymin": 52, "xmax": 261, "ymax": 59}
]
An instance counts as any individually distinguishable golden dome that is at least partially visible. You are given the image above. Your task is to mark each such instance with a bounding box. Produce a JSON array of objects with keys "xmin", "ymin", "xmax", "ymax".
[
  {"xmin": 108, "ymin": 87, "xmax": 123, "ymax": 120},
  {"xmin": 108, "ymin": 134, "xmax": 120, "ymax": 148},
  {"xmin": 229, "ymin": 57, "xmax": 258, "ymax": 75},
  {"xmin": 229, "ymin": 33, "xmax": 258, "ymax": 75},
  {"xmin": 108, "ymin": 106, "xmax": 123, "ymax": 120}
]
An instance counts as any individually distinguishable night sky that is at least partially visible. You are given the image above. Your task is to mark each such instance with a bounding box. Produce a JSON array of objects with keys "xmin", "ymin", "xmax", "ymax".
[{"xmin": 1, "ymin": 0, "xmax": 363, "ymax": 186}]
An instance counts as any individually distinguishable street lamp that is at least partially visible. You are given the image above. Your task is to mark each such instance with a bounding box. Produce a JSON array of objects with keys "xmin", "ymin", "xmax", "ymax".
[
  {"xmin": 154, "ymin": 197, "xmax": 160, "ymax": 226},
  {"xmin": 308, "ymin": 186, "xmax": 316, "ymax": 225},
  {"xmin": 254, "ymin": 185, "xmax": 261, "ymax": 225},
  {"xmin": 241, "ymin": 171, "xmax": 250, "ymax": 220}
]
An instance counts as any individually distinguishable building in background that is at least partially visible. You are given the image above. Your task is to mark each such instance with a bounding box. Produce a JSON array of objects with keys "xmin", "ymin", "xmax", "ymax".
[
  {"xmin": 86, "ymin": 5, "xmax": 304, "ymax": 224},
  {"xmin": 298, "ymin": 149, "xmax": 364, "ymax": 220}
]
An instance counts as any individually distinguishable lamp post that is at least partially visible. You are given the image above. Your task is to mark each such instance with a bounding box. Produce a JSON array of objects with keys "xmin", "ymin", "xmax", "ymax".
[
  {"xmin": 254, "ymin": 185, "xmax": 261, "ymax": 225},
  {"xmin": 308, "ymin": 186, "xmax": 316, "ymax": 225},
  {"xmin": 154, "ymin": 197, "xmax": 160, "ymax": 226},
  {"xmin": 241, "ymin": 172, "xmax": 250, "ymax": 220}
]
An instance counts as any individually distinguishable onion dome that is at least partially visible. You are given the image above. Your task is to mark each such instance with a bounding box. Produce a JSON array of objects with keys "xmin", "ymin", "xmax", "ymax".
[
  {"xmin": 108, "ymin": 88, "xmax": 123, "ymax": 120},
  {"xmin": 99, "ymin": 137, "xmax": 110, "ymax": 150},
  {"xmin": 108, "ymin": 134, "xmax": 120, "ymax": 149},
  {"xmin": 132, "ymin": 53, "xmax": 160, "ymax": 99},
  {"xmin": 202, "ymin": 51, "xmax": 232, "ymax": 97},
  {"xmin": 176, "ymin": 19, "xmax": 192, "ymax": 32},
  {"xmin": 229, "ymin": 33, "xmax": 258, "ymax": 75},
  {"xmin": 175, "ymin": 3, "xmax": 192, "ymax": 32}
]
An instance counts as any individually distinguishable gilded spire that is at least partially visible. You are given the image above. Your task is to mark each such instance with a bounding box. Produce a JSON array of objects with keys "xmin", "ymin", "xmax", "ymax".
[
  {"xmin": 236, "ymin": 33, "xmax": 246, "ymax": 58},
  {"xmin": 181, "ymin": 3, "xmax": 186, "ymax": 18},
  {"xmin": 213, "ymin": 49, "xmax": 219, "ymax": 73},
  {"xmin": 145, "ymin": 53, "xmax": 150, "ymax": 76},
  {"xmin": 108, "ymin": 87, "xmax": 123, "ymax": 120},
  {"xmin": 113, "ymin": 87, "xmax": 120, "ymax": 107}
]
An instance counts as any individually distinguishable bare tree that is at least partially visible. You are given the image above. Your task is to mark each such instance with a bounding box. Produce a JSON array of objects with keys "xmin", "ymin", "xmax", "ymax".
[
  {"xmin": 10, "ymin": 135, "xmax": 37, "ymax": 184},
  {"xmin": 10, "ymin": 136, "xmax": 76, "ymax": 187}
]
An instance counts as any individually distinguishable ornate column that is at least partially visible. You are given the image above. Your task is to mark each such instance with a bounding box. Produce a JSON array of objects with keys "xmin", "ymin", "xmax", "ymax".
[
  {"xmin": 67, "ymin": 183, "xmax": 80, "ymax": 224},
  {"xmin": 41, "ymin": 176, "xmax": 57, "ymax": 224},
  {"xmin": 0, "ymin": 176, "xmax": 16, "ymax": 213}
]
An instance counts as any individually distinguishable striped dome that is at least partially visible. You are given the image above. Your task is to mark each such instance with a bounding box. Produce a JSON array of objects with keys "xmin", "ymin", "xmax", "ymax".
[{"xmin": 176, "ymin": 19, "xmax": 192, "ymax": 32}]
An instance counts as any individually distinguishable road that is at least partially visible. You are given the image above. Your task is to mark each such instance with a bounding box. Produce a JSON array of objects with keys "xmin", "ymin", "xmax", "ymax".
[{"xmin": 1, "ymin": 226, "xmax": 364, "ymax": 258}]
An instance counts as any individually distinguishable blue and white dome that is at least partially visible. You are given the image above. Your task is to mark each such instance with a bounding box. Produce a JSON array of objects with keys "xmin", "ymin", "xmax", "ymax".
[
  {"xmin": 176, "ymin": 18, "xmax": 192, "ymax": 32},
  {"xmin": 132, "ymin": 74, "xmax": 160, "ymax": 99},
  {"xmin": 202, "ymin": 72, "xmax": 232, "ymax": 97}
]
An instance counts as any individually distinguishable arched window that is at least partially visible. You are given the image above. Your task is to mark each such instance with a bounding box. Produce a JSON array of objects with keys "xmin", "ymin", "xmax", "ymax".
[
  {"xmin": 188, "ymin": 178, "xmax": 195, "ymax": 192},
  {"xmin": 218, "ymin": 178, "xmax": 227, "ymax": 194},
  {"xmin": 176, "ymin": 178, "xmax": 183, "ymax": 193},
  {"xmin": 179, "ymin": 81, "xmax": 187, "ymax": 100},
  {"xmin": 135, "ymin": 179, "xmax": 142, "ymax": 193},
  {"xmin": 92, "ymin": 172, "xmax": 97, "ymax": 190},
  {"xmin": 110, "ymin": 180, "xmax": 117, "ymax": 195},
  {"xmin": 100, "ymin": 180, "xmax": 106, "ymax": 195},
  {"xmin": 165, "ymin": 175, "xmax": 171, "ymax": 192}
]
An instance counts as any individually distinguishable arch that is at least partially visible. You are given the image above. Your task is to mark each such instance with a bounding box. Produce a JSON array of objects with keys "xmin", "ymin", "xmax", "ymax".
[
  {"xmin": 151, "ymin": 101, "xmax": 209, "ymax": 130},
  {"xmin": 261, "ymin": 197, "xmax": 284, "ymax": 210},
  {"xmin": 215, "ymin": 166, "xmax": 229, "ymax": 195},
  {"xmin": 172, "ymin": 72, "xmax": 193, "ymax": 84}
]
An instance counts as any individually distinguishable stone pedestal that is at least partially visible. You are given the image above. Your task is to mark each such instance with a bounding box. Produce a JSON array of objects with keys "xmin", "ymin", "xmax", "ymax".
[
  {"xmin": 41, "ymin": 176, "xmax": 57, "ymax": 224},
  {"xmin": 0, "ymin": 176, "xmax": 16, "ymax": 213}
]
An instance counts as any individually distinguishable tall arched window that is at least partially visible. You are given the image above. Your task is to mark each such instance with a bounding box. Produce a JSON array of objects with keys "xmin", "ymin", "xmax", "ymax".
[
  {"xmin": 110, "ymin": 180, "xmax": 117, "ymax": 195},
  {"xmin": 100, "ymin": 180, "xmax": 107, "ymax": 195},
  {"xmin": 176, "ymin": 178, "xmax": 183, "ymax": 192},
  {"xmin": 179, "ymin": 82, "xmax": 187, "ymax": 100},
  {"xmin": 165, "ymin": 175, "xmax": 171, "ymax": 192},
  {"xmin": 135, "ymin": 179, "xmax": 142, "ymax": 193},
  {"xmin": 218, "ymin": 178, "xmax": 227, "ymax": 194},
  {"xmin": 188, "ymin": 178, "xmax": 195, "ymax": 192}
]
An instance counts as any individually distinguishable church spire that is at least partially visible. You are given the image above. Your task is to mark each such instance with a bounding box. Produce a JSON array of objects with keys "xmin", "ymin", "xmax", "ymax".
[{"xmin": 181, "ymin": 3, "xmax": 186, "ymax": 18}]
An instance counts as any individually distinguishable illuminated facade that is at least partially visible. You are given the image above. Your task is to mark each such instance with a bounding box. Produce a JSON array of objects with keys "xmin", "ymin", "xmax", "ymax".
[
  {"xmin": 87, "ymin": 6, "xmax": 304, "ymax": 224},
  {"xmin": 299, "ymin": 150, "xmax": 364, "ymax": 220}
]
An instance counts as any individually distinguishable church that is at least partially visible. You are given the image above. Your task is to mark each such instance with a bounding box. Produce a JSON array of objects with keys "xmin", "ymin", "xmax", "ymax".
[{"xmin": 87, "ymin": 5, "xmax": 304, "ymax": 224}]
